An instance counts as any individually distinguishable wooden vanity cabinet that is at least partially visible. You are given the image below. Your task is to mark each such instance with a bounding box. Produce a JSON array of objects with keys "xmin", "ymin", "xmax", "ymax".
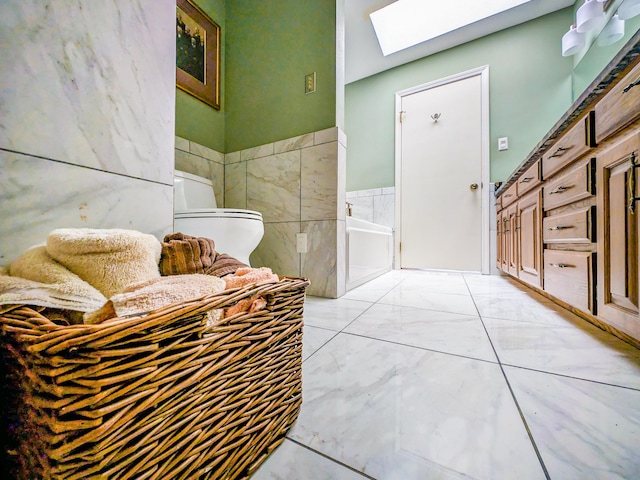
[
  {"xmin": 495, "ymin": 44, "xmax": 640, "ymax": 348},
  {"xmin": 597, "ymin": 131, "xmax": 640, "ymax": 340}
]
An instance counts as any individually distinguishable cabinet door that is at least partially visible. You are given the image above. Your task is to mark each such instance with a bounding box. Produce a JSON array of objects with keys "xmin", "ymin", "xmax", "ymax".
[
  {"xmin": 507, "ymin": 204, "xmax": 519, "ymax": 277},
  {"xmin": 502, "ymin": 211, "xmax": 510, "ymax": 272},
  {"xmin": 518, "ymin": 189, "xmax": 542, "ymax": 288},
  {"xmin": 597, "ymin": 132, "xmax": 640, "ymax": 339},
  {"xmin": 496, "ymin": 209, "xmax": 503, "ymax": 269}
]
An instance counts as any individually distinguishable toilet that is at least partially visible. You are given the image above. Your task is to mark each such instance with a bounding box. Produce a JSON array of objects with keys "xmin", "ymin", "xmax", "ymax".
[{"xmin": 173, "ymin": 170, "xmax": 264, "ymax": 266}]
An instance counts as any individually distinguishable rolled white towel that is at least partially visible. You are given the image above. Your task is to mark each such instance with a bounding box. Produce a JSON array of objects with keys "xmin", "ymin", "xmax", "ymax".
[
  {"xmin": 46, "ymin": 228, "xmax": 162, "ymax": 298},
  {"xmin": 1, "ymin": 245, "xmax": 106, "ymax": 312}
]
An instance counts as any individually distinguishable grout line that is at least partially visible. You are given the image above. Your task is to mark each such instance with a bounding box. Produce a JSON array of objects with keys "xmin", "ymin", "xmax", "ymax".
[
  {"xmin": 463, "ymin": 275, "xmax": 552, "ymax": 480},
  {"xmin": 2, "ymin": 147, "xmax": 173, "ymax": 186},
  {"xmin": 285, "ymin": 438, "xmax": 377, "ymax": 479},
  {"xmin": 338, "ymin": 331, "xmax": 500, "ymax": 366},
  {"xmin": 499, "ymin": 363, "xmax": 640, "ymax": 392}
]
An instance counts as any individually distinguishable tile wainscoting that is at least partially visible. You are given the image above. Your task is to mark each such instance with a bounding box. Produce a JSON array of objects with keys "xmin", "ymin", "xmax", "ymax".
[
  {"xmin": 225, "ymin": 127, "xmax": 347, "ymax": 298},
  {"xmin": 346, "ymin": 187, "xmax": 395, "ymax": 229}
]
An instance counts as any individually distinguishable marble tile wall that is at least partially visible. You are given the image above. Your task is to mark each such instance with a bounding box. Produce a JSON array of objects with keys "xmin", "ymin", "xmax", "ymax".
[
  {"xmin": 226, "ymin": 127, "xmax": 347, "ymax": 298},
  {"xmin": 0, "ymin": 0, "xmax": 175, "ymax": 265},
  {"xmin": 175, "ymin": 136, "xmax": 225, "ymax": 208},
  {"xmin": 346, "ymin": 187, "xmax": 395, "ymax": 229}
]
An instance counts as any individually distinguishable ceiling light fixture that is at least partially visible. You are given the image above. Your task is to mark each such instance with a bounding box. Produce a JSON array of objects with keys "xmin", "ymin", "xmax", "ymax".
[
  {"xmin": 617, "ymin": 0, "xmax": 640, "ymax": 20},
  {"xmin": 562, "ymin": 24, "xmax": 586, "ymax": 56},
  {"xmin": 576, "ymin": 0, "xmax": 605, "ymax": 32},
  {"xmin": 597, "ymin": 14, "xmax": 625, "ymax": 46}
]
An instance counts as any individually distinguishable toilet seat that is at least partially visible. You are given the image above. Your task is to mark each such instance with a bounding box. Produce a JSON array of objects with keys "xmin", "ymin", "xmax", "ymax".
[{"xmin": 174, "ymin": 208, "xmax": 263, "ymax": 221}]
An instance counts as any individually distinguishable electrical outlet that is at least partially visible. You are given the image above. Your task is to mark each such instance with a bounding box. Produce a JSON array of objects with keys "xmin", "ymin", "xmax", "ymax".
[
  {"xmin": 296, "ymin": 233, "xmax": 308, "ymax": 253},
  {"xmin": 305, "ymin": 72, "xmax": 316, "ymax": 94},
  {"xmin": 498, "ymin": 137, "xmax": 509, "ymax": 151}
]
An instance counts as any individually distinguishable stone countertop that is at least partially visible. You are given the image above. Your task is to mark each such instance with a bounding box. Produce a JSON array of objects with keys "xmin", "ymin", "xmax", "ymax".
[{"xmin": 495, "ymin": 29, "xmax": 640, "ymax": 197}]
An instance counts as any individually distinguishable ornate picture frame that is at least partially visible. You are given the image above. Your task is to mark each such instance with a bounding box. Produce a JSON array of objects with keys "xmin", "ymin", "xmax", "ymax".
[{"xmin": 176, "ymin": 0, "xmax": 220, "ymax": 109}]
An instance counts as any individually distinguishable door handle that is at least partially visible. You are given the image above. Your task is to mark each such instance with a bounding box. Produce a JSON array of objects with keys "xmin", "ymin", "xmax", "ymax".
[{"xmin": 470, "ymin": 183, "xmax": 478, "ymax": 190}]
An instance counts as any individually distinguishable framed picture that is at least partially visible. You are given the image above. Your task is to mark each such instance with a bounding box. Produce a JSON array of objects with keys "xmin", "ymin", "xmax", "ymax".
[{"xmin": 176, "ymin": 0, "xmax": 220, "ymax": 109}]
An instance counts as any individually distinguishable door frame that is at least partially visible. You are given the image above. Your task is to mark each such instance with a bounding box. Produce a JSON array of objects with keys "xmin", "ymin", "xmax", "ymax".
[{"xmin": 394, "ymin": 65, "xmax": 490, "ymax": 274}]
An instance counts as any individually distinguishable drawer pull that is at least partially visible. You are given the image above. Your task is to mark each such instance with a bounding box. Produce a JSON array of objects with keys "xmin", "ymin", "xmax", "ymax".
[
  {"xmin": 549, "ymin": 146, "xmax": 568, "ymax": 158},
  {"xmin": 504, "ymin": 193, "xmax": 513, "ymax": 198},
  {"xmin": 547, "ymin": 225, "xmax": 572, "ymax": 231},
  {"xmin": 549, "ymin": 263, "xmax": 573, "ymax": 268},
  {"xmin": 623, "ymin": 76, "xmax": 640, "ymax": 93},
  {"xmin": 520, "ymin": 176, "xmax": 534, "ymax": 183},
  {"xmin": 549, "ymin": 185, "xmax": 573, "ymax": 195},
  {"xmin": 630, "ymin": 152, "xmax": 640, "ymax": 213}
]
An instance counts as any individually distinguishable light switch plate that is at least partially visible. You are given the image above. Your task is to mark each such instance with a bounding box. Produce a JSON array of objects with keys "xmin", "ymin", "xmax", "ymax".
[
  {"xmin": 498, "ymin": 137, "xmax": 509, "ymax": 151},
  {"xmin": 305, "ymin": 72, "xmax": 316, "ymax": 94}
]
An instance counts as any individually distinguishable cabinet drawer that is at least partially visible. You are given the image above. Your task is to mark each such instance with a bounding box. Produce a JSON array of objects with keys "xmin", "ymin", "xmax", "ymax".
[
  {"xmin": 543, "ymin": 206, "xmax": 595, "ymax": 244},
  {"xmin": 595, "ymin": 60, "xmax": 640, "ymax": 143},
  {"xmin": 501, "ymin": 183, "xmax": 518, "ymax": 207},
  {"xmin": 542, "ymin": 112, "xmax": 595, "ymax": 179},
  {"xmin": 544, "ymin": 250, "xmax": 596, "ymax": 314},
  {"xmin": 543, "ymin": 158, "xmax": 595, "ymax": 211},
  {"xmin": 516, "ymin": 160, "xmax": 542, "ymax": 196}
]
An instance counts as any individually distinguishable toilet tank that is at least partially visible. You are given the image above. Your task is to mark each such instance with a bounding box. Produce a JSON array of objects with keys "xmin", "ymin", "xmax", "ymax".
[{"xmin": 174, "ymin": 170, "xmax": 218, "ymax": 210}]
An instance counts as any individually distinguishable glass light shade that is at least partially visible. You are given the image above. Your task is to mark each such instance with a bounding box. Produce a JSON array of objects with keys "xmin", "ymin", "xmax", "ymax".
[
  {"xmin": 562, "ymin": 25, "xmax": 585, "ymax": 56},
  {"xmin": 618, "ymin": 0, "xmax": 640, "ymax": 20},
  {"xmin": 597, "ymin": 14, "xmax": 625, "ymax": 46},
  {"xmin": 576, "ymin": 0, "xmax": 605, "ymax": 33}
]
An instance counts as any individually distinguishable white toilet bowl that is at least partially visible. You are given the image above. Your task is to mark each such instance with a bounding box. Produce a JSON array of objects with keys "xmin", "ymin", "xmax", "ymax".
[{"xmin": 174, "ymin": 170, "xmax": 264, "ymax": 265}]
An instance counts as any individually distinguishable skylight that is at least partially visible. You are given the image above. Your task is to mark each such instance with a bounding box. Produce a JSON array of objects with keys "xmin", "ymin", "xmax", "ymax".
[{"xmin": 370, "ymin": 0, "xmax": 532, "ymax": 56}]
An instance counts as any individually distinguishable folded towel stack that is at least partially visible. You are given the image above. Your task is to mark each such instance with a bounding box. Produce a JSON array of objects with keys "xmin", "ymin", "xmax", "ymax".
[
  {"xmin": 159, "ymin": 233, "xmax": 247, "ymax": 277},
  {"xmin": 47, "ymin": 228, "xmax": 162, "ymax": 298},
  {"xmin": 1, "ymin": 228, "xmax": 280, "ymax": 326}
]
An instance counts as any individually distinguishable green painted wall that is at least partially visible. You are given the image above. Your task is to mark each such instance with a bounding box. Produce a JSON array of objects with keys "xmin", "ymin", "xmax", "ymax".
[
  {"xmin": 175, "ymin": 0, "xmax": 225, "ymax": 152},
  {"xmin": 224, "ymin": 0, "xmax": 336, "ymax": 152},
  {"xmin": 345, "ymin": 8, "xmax": 575, "ymax": 191}
]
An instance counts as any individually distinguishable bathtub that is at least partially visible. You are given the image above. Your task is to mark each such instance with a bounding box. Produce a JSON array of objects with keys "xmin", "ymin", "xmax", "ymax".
[{"xmin": 346, "ymin": 216, "xmax": 393, "ymax": 291}]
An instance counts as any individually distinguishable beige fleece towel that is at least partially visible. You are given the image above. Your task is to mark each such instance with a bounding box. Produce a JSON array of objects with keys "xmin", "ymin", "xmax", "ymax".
[
  {"xmin": 84, "ymin": 274, "xmax": 226, "ymax": 324},
  {"xmin": 46, "ymin": 228, "xmax": 162, "ymax": 298},
  {"xmin": 0, "ymin": 246, "xmax": 107, "ymax": 312}
]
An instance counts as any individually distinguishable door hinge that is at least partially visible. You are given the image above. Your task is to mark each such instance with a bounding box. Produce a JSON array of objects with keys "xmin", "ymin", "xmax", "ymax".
[
  {"xmin": 399, "ymin": 242, "xmax": 402, "ymax": 252},
  {"xmin": 399, "ymin": 111, "xmax": 406, "ymax": 123}
]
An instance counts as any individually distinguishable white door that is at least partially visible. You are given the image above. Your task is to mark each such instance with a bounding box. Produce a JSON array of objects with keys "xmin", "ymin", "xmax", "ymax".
[{"xmin": 397, "ymin": 67, "xmax": 489, "ymax": 272}]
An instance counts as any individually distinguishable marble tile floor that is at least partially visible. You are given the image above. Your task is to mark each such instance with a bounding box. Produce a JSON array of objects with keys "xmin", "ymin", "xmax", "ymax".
[{"xmin": 251, "ymin": 269, "xmax": 640, "ymax": 480}]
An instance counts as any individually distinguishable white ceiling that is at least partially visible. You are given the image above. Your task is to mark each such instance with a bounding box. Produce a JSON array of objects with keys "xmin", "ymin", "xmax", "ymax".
[{"xmin": 345, "ymin": 0, "xmax": 576, "ymax": 84}]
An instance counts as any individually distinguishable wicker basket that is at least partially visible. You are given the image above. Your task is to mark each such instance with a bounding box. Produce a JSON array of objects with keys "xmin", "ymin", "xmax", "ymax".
[{"xmin": 0, "ymin": 277, "xmax": 309, "ymax": 480}]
